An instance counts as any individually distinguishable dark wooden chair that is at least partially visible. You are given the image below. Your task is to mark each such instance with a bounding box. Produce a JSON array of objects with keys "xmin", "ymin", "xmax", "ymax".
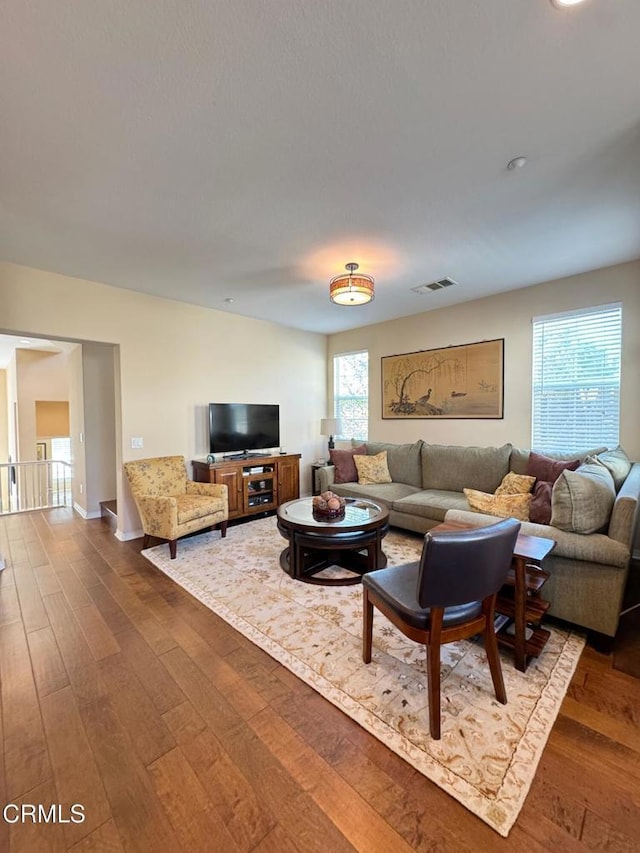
[{"xmin": 362, "ymin": 518, "xmax": 521, "ymax": 739}]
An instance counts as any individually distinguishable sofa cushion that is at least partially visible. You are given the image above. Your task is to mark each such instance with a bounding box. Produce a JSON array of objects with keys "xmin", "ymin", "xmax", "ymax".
[
  {"xmin": 594, "ymin": 446, "xmax": 632, "ymax": 492},
  {"xmin": 329, "ymin": 444, "xmax": 366, "ymax": 484},
  {"xmin": 328, "ymin": 481, "xmax": 421, "ymax": 508},
  {"xmin": 354, "ymin": 451, "xmax": 392, "ymax": 485},
  {"xmin": 445, "ymin": 508, "xmax": 630, "ymax": 568},
  {"xmin": 495, "ymin": 472, "xmax": 536, "ymax": 496},
  {"xmin": 510, "ymin": 446, "xmax": 608, "ymax": 475},
  {"xmin": 175, "ymin": 494, "xmax": 225, "ymax": 524},
  {"xmin": 463, "ymin": 488, "xmax": 531, "ymax": 522},
  {"xmin": 364, "ymin": 440, "xmax": 424, "ymax": 488},
  {"xmin": 393, "ymin": 489, "xmax": 470, "ymax": 522},
  {"xmin": 551, "ymin": 461, "xmax": 616, "ymax": 534},
  {"xmin": 421, "ymin": 443, "xmax": 511, "ymax": 493}
]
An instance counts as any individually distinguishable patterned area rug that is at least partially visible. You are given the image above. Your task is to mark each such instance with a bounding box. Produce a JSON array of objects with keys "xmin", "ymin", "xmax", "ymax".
[{"xmin": 142, "ymin": 516, "xmax": 585, "ymax": 836}]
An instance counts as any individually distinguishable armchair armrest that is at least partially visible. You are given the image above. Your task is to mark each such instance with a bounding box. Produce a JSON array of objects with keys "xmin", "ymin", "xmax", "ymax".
[
  {"xmin": 317, "ymin": 465, "xmax": 336, "ymax": 493},
  {"xmin": 137, "ymin": 495, "xmax": 179, "ymax": 537}
]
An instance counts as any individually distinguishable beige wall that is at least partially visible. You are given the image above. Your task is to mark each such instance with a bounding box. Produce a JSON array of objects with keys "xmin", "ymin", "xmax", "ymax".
[
  {"xmin": 82, "ymin": 343, "xmax": 117, "ymax": 516},
  {"xmin": 35, "ymin": 401, "xmax": 70, "ymax": 437},
  {"xmin": 0, "ymin": 370, "xmax": 7, "ymax": 461},
  {"xmin": 328, "ymin": 260, "xmax": 640, "ymax": 459},
  {"xmin": 0, "ymin": 370, "xmax": 8, "ymax": 509},
  {"xmin": 0, "ymin": 262, "xmax": 327, "ymax": 537},
  {"xmin": 16, "ymin": 349, "xmax": 71, "ymax": 463},
  {"xmin": 68, "ymin": 345, "xmax": 87, "ymax": 515}
]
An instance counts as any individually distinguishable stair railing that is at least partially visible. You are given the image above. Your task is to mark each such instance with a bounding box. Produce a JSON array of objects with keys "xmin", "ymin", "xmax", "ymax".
[{"xmin": 0, "ymin": 460, "xmax": 72, "ymax": 515}]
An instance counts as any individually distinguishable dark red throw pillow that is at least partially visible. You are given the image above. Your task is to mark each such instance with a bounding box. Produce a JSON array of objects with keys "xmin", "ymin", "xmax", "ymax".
[
  {"xmin": 330, "ymin": 444, "xmax": 367, "ymax": 484},
  {"xmin": 525, "ymin": 452, "xmax": 580, "ymax": 484},
  {"xmin": 525, "ymin": 453, "xmax": 580, "ymax": 525},
  {"xmin": 529, "ymin": 481, "xmax": 554, "ymax": 525}
]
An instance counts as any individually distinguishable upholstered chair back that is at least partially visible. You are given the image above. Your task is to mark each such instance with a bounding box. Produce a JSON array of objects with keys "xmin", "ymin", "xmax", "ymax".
[
  {"xmin": 417, "ymin": 518, "xmax": 521, "ymax": 609},
  {"xmin": 124, "ymin": 456, "xmax": 188, "ymax": 497}
]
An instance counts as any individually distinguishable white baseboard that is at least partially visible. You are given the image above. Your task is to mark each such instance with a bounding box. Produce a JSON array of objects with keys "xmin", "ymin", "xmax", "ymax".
[
  {"xmin": 115, "ymin": 527, "xmax": 143, "ymax": 542},
  {"xmin": 73, "ymin": 503, "xmax": 102, "ymax": 520}
]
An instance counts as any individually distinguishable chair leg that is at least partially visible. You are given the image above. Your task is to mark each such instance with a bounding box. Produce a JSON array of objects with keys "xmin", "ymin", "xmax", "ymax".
[
  {"xmin": 426, "ymin": 608, "xmax": 443, "ymax": 739},
  {"xmin": 143, "ymin": 534, "xmax": 151, "ymax": 549},
  {"xmin": 483, "ymin": 599, "xmax": 507, "ymax": 704},
  {"xmin": 219, "ymin": 521, "xmax": 228, "ymax": 538},
  {"xmin": 363, "ymin": 588, "xmax": 374, "ymax": 663},
  {"xmin": 169, "ymin": 539, "xmax": 177, "ymax": 559}
]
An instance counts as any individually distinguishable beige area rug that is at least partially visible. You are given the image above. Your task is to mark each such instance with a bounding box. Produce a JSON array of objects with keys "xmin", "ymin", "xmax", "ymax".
[{"xmin": 142, "ymin": 516, "xmax": 585, "ymax": 836}]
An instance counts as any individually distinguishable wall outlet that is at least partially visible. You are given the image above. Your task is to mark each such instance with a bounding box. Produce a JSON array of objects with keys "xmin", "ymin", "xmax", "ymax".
[
  {"xmin": 131, "ymin": 437, "xmax": 144, "ymax": 449},
  {"xmin": 79, "ymin": 483, "xmax": 84, "ymax": 494}
]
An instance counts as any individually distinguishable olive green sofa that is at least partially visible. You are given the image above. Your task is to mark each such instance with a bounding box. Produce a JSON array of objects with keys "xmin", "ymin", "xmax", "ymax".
[{"xmin": 317, "ymin": 440, "xmax": 639, "ymax": 637}]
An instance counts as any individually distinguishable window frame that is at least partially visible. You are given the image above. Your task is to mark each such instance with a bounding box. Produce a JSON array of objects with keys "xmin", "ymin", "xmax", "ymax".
[
  {"xmin": 332, "ymin": 349, "xmax": 369, "ymax": 442},
  {"xmin": 531, "ymin": 302, "xmax": 622, "ymax": 453}
]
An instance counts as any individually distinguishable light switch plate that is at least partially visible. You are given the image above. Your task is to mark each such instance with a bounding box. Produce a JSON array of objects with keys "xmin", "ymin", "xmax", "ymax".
[{"xmin": 131, "ymin": 437, "xmax": 144, "ymax": 449}]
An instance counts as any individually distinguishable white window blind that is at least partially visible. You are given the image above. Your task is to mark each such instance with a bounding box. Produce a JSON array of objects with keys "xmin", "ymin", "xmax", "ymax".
[
  {"xmin": 333, "ymin": 351, "xmax": 369, "ymax": 441},
  {"xmin": 50, "ymin": 437, "xmax": 72, "ymax": 464},
  {"xmin": 531, "ymin": 303, "xmax": 621, "ymax": 452}
]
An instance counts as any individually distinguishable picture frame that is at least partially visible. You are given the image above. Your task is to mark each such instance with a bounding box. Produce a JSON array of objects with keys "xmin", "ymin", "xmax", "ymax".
[
  {"xmin": 381, "ymin": 338, "xmax": 504, "ymax": 419},
  {"xmin": 36, "ymin": 442, "xmax": 47, "ymax": 460}
]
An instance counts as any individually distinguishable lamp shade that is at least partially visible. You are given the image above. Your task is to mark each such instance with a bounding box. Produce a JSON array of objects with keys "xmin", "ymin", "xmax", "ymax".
[
  {"xmin": 320, "ymin": 418, "xmax": 341, "ymax": 437},
  {"xmin": 330, "ymin": 262, "xmax": 374, "ymax": 306}
]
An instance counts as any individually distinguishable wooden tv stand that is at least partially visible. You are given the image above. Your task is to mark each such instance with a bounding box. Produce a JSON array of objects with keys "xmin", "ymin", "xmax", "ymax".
[{"xmin": 191, "ymin": 453, "xmax": 301, "ymax": 522}]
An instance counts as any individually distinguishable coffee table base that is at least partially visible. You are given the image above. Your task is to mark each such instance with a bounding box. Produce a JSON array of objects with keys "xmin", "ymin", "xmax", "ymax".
[{"xmin": 278, "ymin": 523, "xmax": 389, "ymax": 585}]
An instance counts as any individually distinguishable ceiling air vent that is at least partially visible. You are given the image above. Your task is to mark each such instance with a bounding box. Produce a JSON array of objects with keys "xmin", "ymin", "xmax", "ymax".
[{"xmin": 411, "ymin": 277, "xmax": 458, "ymax": 295}]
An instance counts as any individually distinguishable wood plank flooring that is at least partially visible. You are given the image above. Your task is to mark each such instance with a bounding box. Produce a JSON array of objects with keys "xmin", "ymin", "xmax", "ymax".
[{"xmin": 0, "ymin": 509, "xmax": 638, "ymax": 852}]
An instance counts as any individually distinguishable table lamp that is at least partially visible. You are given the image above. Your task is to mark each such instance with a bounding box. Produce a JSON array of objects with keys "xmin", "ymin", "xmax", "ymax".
[{"xmin": 320, "ymin": 417, "xmax": 342, "ymax": 453}]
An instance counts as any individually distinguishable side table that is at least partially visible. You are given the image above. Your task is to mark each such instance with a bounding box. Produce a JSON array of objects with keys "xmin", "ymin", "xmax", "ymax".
[
  {"xmin": 495, "ymin": 548, "xmax": 554, "ymax": 672},
  {"xmin": 432, "ymin": 520, "xmax": 555, "ymax": 672}
]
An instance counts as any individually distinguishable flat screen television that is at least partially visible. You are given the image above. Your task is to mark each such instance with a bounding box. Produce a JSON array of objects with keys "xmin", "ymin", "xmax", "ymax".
[{"xmin": 209, "ymin": 403, "xmax": 280, "ymax": 456}]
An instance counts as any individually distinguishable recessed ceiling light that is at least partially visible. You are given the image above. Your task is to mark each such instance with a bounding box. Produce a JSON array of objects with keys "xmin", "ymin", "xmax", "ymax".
[
  {"xmin": 507, "ymin": 156, "xmax": 527, "ymax": 171},
  {"xmin": 224, "ymin": 297, "xmax": 234, "ymax": 303},
  {"xmin": 551, "ymin": 0, "xmax": 588, "ymax": 8}
]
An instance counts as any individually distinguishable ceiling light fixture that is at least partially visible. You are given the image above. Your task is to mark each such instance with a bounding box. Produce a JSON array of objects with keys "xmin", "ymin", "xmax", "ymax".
[
  {"xmin": 550, "ymin": 0, "xmax": 588, "ymax": 8},
  {"xmin": 329, "ymin": 262, "xmax": 375, "ymax": 306}
]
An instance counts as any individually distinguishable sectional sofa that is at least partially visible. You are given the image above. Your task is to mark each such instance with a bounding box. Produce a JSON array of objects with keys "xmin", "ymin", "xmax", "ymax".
[{"xmin": 316, "ymin": 440, "xmax": 640, "ymax": 637}]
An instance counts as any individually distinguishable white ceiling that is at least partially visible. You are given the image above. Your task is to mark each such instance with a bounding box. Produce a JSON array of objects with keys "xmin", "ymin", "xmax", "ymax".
[
  {"xmin": 2, "ymin": 1, "xmax": 639, "ymax": 335},
  {"xmin": 0, "ymin": 334, "xmax": 73, "ymax": 369}
]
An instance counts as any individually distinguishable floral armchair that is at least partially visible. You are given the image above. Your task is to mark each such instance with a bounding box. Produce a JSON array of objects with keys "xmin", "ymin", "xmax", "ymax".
[{"xmin": 124, "ymin": 455, "xmax": 228, "ymax": 558}]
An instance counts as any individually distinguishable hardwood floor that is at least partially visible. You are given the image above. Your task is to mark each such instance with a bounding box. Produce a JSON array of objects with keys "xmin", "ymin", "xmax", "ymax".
[{"xmin": 1, "ymin": 508, "xmax": 638, "ymax": 852}]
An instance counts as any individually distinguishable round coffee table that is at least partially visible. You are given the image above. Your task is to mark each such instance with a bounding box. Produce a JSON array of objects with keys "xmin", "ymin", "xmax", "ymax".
[{"xmin": 276, "ymin": 497, "xmax": 390, "ymax": 585}]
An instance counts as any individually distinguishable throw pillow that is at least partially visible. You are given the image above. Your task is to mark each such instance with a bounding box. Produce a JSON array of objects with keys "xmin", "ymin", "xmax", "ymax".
[
  {"xmin": 354, "ymin": 451, "xmax": 392, "ymax": 486},
  {"xmin": 525, "ymin": 451, "xmax": 580, "ymax": 484},
  {"xmin": 463, "ymin": 488, "xmax": 531, "ymax": 522},
  {"xmin": 494, "ymin": 472, "xmax": 536, "ymax": 496},
  {"xmin": 525, "ymin": 453, "xmax": 581, "ymax": 525},
  {"xmin": 329, "ymin": 444, "xmax": 367, "ymax": 484},
  {"xmin": 551, "ymin": 461, "xmax": 616, "ymax": 534},
  {"xmin": 594, "ymin": 446, "xmax": 632, "ymax": 492},
  {"xmin": 529, "ymin": 481, "xmax": 554, "ymax": 525}
]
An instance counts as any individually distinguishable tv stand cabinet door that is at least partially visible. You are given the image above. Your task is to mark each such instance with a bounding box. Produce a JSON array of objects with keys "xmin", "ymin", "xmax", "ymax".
[
  {"xmin": 277, "ymin": 456, "xmax": 300, "ymax": 504},
  {"xmin": 214, "ymin": 467, "xmax": 243, "ymax": 518}
]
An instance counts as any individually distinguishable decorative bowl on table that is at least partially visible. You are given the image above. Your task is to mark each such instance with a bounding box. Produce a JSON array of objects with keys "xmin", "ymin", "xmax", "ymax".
[{"xmin": 312, "ymin": 491, "xmax": 346, "ymax": 520}]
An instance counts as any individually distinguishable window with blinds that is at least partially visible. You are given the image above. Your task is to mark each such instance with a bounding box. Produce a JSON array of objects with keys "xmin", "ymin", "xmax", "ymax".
[
  {"xmin": 333, "ymin": 351, "xmax": 369, "ymax": 441},
  {"xmin": 531, "ymin": 303, "xmax": 622, "ymax": 452}
]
